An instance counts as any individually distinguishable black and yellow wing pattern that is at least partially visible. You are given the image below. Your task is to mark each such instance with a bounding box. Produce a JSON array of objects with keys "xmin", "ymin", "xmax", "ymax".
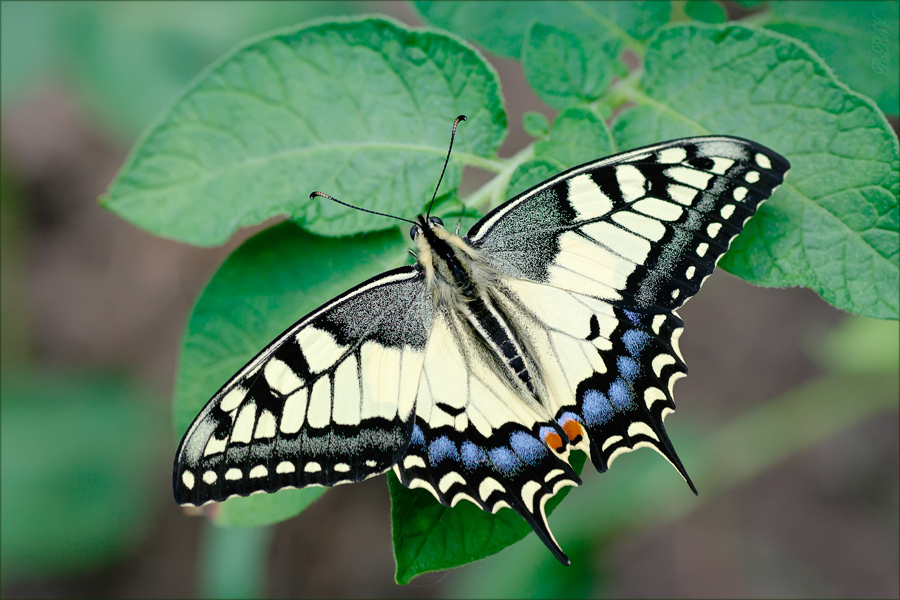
[{"xmin": 174, "ymin": 135, "xmax": 789, "ymax": 565}]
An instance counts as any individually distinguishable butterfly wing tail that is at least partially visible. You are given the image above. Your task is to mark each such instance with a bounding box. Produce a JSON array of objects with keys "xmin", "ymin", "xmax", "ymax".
[{"xmin": 505, "ymin": 468, "xmax": 580, "ymax": 566}]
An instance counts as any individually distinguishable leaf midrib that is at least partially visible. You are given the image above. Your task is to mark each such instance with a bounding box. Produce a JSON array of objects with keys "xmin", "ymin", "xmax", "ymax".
[{"xmin": 125, "ymin": 142, "xmax": 505, "ymax": 195}]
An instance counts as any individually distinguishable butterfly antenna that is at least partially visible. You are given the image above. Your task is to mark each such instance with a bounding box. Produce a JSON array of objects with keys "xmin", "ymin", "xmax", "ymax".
[
  {"xmin": 426, "ymin": 115, "xmax": 467, "ymax": 217},
  {"xmin": 309, "ymin": 191, "xmax": 417, "ymax": 226}
]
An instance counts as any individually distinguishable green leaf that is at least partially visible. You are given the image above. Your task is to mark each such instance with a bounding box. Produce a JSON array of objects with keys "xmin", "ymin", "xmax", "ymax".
[
  {"xmin": 685, "ymin": 0, "xmax": 728, "ymax": 24},
  {"xmin": 762, "ymin": 1, "xmax": 899, "ymax": 116},
  {"xmin": 507, "ymin": 109, "xmax": 616, "ymax": 200},
  {"xmin": 391, "ymin": 451, "xmax": 586, "ymax": 584},
  {"xmin": 507, "ymin": 159, "xmax": 563, "ymax": 198},
  {"xmin": 214, "ymin": 487, "xmax": 326, "ymax": 528},
  {"xmin": 173, "ymin": 221, "xmax": 409, "ymax": 525},
  {"xmin": 522, "ymin": 111, "xmax": 550, "ymax": 138},
  {"xmin": 413, "ymin": 1, "xmax": 671, "ymax": 58},
  {"xmin": 1, "ymin": 371, "xmax": 165, "ymax": 580},
  {"xmin": 0, "ymin": 1, "xmax": 370, "ymax": 137},
  {"xmin": 613, "ymin": 24, "xmax": 900, "ymax": 319},
  {"xmin": 535, "ymin": 106, "xmax": 617, "ymax": 168},
  {"xmin": 523, "ymin": 22, "xmax": 616, "ymax": 110},
  {"xmin": 102, "ymin": 16, "xmax": 506, "ymax": 245}
]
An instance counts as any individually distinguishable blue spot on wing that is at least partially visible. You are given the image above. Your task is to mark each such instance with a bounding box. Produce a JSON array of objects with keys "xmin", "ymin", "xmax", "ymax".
[
  {"xmin": 411, "ymin": 424, "xmax": 425, "ymax": 447},
  {"xmin": 617, "ymin": 355, "xmax": 640, "ymax": 381},
  {"xmin": 509, "ymin": 431, "xmax": 547, "ymax": 465},
  {"xmin": 622, "ymin": 329, "xmax": 650, "ymax": 355},
  {"xmin": 622, "ymin": 310, "xmax": 642, "ymax": 326},
  {"xmin": 461, "ymin": 441, "xmax": 489, "ymax": 470},
  {"xmin": 608, "ymin": 379, "xmax": 632, "ymax": 409},
  {"xmin": 488, "ymin": 446, "xmax": 521, "ymax": 476},
  {"xmin": 582, "ymin": 389, "xmax": 613, "ymax": 426},
  {"xmin": 429, "ymin": 436, "xmax": 458, "ymax": 464}
]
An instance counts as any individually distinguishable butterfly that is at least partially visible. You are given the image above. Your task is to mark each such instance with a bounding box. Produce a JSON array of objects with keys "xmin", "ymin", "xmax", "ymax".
[{"xmin": 173, "ymin": 117, "xmax": 790, "ymax": 565}]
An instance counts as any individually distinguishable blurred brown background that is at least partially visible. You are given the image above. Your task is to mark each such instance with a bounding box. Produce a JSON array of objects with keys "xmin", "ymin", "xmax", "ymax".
[{"xmin": 1, "ymin": 2, "xmax": 897, "ymax": 598}]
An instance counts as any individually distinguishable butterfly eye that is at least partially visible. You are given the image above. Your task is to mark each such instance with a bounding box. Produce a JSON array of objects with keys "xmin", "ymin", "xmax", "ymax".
[
  {"xmin": 429, "ymin": 216, "xmax": 444, "ymax": 227},
  {"xmin": 409, "ymin": 224, "xmax": 421, "ymax": 240}
]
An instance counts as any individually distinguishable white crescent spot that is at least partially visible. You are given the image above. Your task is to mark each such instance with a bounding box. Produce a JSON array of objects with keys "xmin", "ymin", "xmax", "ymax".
[
  {"xmin": 520, "ymin": 480, "xmax": 542, "ymax": 509},
  {"xmin": 652, "ymin": 353, "xmax": 676, "ymax": 377},
  {"xmin": 627, "ymin": 421, "xmax": 660, "ymax": 441},
  {"xmin": 403, "ymin": 455, "xmax": 427, "ymax": 469},
  {"xmin": 644, "ymin": 387, "xmax": 667, "ymax": 410},
  {"xmin": 544, "ymin": 469, "xmax": 565, "ymax": 482},
  {"xmin": 478, "ymin": 477, "xmax": 505, "ymax": 501},
  {"xmin": 601, "ymin": 435, "xmax": 623, "ymax": 452},
  {"xmin": 276, "ymin": 461, "xmax": 295, "ymax": 474},
  {"xmin": 439, "ymin": 471, "xmax": 466, "ymax": 493}
]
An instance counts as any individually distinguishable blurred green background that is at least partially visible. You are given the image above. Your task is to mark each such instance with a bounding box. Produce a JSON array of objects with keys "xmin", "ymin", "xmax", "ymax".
[{"xmin": 1, "ymin": 1, "xmax": 897, "ymax": 598}]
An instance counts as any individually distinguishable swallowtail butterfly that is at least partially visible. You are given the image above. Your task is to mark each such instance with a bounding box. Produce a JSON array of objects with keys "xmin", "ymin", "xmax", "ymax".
[{"xmin": 174, "ymin": 119, "xmax": 789, "ymax": 565}]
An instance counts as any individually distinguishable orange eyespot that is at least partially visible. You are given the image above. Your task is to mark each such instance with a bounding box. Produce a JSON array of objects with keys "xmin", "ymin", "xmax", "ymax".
[
  {"xmin": 562, "ymin": 420, "xmax": 585, "ymax": 445},
  {"xmin": 543, "ymin": 430, "xmax": 565, "ymax": 453}
]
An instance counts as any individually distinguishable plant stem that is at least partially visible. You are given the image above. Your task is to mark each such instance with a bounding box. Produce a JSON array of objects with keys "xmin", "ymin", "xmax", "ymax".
[
  {"xmin": 198, "ymin": 523, "xmax": 272, "ymax": 599},
  {"xmin": 462, "ymin": 143, "xmax": 536, "ymax": 213}
]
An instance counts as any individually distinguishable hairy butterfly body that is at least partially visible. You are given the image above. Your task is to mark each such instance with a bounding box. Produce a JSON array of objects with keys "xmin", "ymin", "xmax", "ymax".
[{"xmin": 174, "ymin": 132, "xmax": 789, "ymax": 565}]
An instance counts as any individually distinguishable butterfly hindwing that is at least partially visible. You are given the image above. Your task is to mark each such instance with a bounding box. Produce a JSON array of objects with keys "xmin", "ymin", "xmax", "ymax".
[
  {"xmin": 468, "ymin": 136, "xmax": 790, "ymax": 313},
  {"xmin": 393, "ymin": 305, "xmax": 581, "ymax": 564},
  {"xmin": 492, "ymin": 278, "xmax": 691, "ymax": 484},
  {"xmin": 174, "ymin": 267, "xmax": 433, "ymax": 506}
]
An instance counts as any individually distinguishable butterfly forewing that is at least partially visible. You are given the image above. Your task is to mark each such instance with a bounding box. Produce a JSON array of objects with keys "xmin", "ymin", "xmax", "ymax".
[
  {"xmin": 174, "ymin": 267, "xmax": 432, "ymax": 506},
  {"xmin": 469, "ymin": 137, "xmax": 790, "ymax": 313}
]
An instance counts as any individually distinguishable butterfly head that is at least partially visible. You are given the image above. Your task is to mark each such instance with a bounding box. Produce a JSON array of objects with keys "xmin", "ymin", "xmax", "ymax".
[{"xmin": 408, "ymin": 215, "xmax": 444, "ymax": 241}]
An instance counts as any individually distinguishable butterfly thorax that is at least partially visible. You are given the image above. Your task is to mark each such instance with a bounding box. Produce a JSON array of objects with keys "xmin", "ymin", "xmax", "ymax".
[{"xmin": 412, "ymin": 215, "xmax": 539, "ymax": 399}]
